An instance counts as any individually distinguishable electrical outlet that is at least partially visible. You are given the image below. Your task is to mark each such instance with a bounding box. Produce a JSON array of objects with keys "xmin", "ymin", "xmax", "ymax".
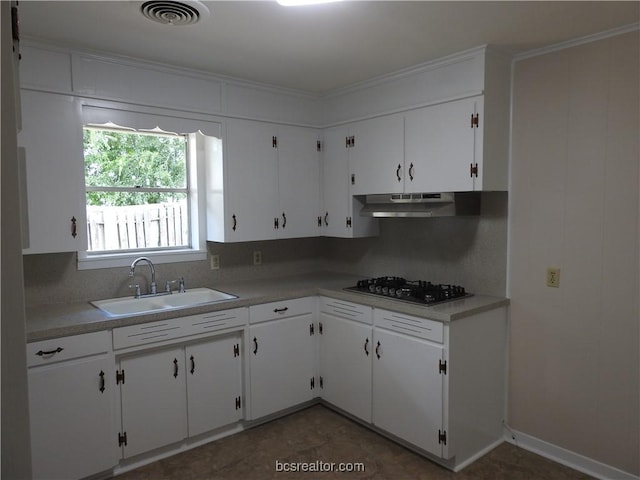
[
  {"xmin": 253, "ymin": 251, "xmax": 262, "ymax": 265},
  {"xmin": 210, "ymin": 254, "xmax": 220, "ymax": 270},
  {"xmin": 546, "ymin": 267, "xmax": 560, "ymax": 288}
]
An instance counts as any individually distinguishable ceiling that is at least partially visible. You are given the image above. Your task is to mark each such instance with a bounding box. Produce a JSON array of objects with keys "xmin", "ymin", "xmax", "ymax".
[{"xmin": 18, "ymin": 1, "xmax": 639, "ymax": 94}]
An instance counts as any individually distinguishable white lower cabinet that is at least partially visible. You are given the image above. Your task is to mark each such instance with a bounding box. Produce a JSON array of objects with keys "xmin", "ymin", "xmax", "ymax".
[
  {"xmin": 248, "ymin": 298, "xmax": 317, "ymax": 419},
  {"xmin": 186, "ymin": 333, "xmax": 243, "ymax": 437},
  {"xmin": 118, "ymin": 346, "xmax": 188, "ymax": 458},
  {"xmin": 113, "ymin": 310, "xmax": 247, "ymax": 459},
  {"xmin": 26, "ymin": 297, "xmax": 505, "ymax": 476},
  {"xmin": 318, "ymin": 298, "xmax": 373, "ymax": 422},
  {"xmin": 372, "ymin": 327, "xmax": 445, "ymax": 456},
  {"xmin": 27, "ymin": 331, "xmax": 116, "ymax": 480}
]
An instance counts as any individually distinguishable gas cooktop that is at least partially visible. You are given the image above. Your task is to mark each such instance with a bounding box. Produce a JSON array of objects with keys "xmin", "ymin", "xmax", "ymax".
[{"xmin": 344, "ymin": 276, "xmax": 471, "ymax": 306}]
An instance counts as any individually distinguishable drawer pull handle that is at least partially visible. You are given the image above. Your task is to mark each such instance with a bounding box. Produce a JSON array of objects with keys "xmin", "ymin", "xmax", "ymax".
[
  {"xmin": 364, "ymin": 338, "xmax": 369, "ymax": 356},
  {"xmin": 273, "ymin": 307, "xmax": 289, "ymax": 313},
  {"xmin": 190, "ymin": 355, "xmax": 195, "ymax": 375},
  {"xmin": 99, "ymin": 370, "xmax": 105, "ymax": 393},
  {"xmin": 375, "ymin": 341, "xmax": 381, "ymax": 359},
  {"xmin": 253, "ymin": 337, "xmax": 258, "ymax": 355},
  {"xmin": 173, "ymin": 358, "xmax": 179, "ymax": 378},
  {"xmin": 36, "ymin": 347, "xmax": 64, "ymax": 357}
]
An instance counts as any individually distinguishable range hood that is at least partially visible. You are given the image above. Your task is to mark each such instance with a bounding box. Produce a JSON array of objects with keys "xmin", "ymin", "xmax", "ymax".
[{"xmin": 359, "ymin": 192, "xmax": 481, "ymax": 218}]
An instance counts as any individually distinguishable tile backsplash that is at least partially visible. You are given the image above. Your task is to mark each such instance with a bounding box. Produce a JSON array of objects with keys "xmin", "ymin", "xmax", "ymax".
[{"xmin": 23, "ymin": 193, "xmax": 507, "ymax": 306}]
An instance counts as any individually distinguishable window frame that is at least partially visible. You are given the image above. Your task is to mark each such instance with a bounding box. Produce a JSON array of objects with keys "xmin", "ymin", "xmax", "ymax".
[
  {"xmin": 77, "ymin": 103, "xmax": 221, "ymax": 270},
  {"xmin": 83, "ymin": 125, "xmax": 192, "ymax": 254}
]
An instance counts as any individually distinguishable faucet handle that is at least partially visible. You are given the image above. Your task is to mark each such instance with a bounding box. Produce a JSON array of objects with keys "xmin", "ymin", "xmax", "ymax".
[
  {"xmin": 129, "ymin": 283, "xmax": 141, "ymax": 298},
  {"xmin": 179, "ymin": 277, "xmax": 185, "ymax": 293}
]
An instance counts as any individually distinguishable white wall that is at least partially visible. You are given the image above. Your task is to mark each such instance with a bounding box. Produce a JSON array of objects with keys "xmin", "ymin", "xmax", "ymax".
[{"xmin": 508, "ymin": 30, "xmax": 639, "ymax": 476}]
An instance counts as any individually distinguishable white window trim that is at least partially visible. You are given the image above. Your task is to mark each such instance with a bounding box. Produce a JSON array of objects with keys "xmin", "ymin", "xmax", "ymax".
[{"xmin": 77, "ymin": 248, "xmax": 207, "ymax": 270}]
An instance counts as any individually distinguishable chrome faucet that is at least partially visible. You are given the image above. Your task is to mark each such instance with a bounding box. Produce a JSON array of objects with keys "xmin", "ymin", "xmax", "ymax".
[{"xmin": 129, "ymin": 257, "xmax": 157, "ymax": 296}]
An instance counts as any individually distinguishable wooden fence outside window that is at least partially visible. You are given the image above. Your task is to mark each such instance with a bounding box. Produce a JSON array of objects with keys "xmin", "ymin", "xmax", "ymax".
[{"xmin": 87, "ymin": 202, "xmax": 188, "ymax": 251}]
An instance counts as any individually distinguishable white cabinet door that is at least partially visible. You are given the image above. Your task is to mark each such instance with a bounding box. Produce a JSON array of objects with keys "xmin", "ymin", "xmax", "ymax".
[
  {"xmin": 321, "ymin": 126, "xmax": 379, "ymax": 238},
  {"xmin": 119, "ymin": 346, "xmax": 187, "ymax": 458},
  {"xmin": 224, "ymin": 118, "xmax": 279, "ymax": 241},
  {"xmin": 372, "ymin": 328, "xmax": 445, "ymax": 457},
  {"xmin": 19, "ymin": 90, "xmax": 87, "ymax": 253},
  {"xmin": 249, "ymin": 315, "xmax": 316, "ymax": 419},
  {"xmin": 404, "ymin": 96, "xmax": 481, "ymax": 193},
  {"xmin": 186, "ymin": 333, "xmax": 243, "ymax": 437},
  {"xmin": 277, "ymin": 125, "xmax": 321, "ymax": 239},
  {"xmin": 349, "ymin": 114, "xmax": 404, "ymax": 195},
  {"xmin": 28, "ymin": 355, "xmax": 115, "ymax": 480},
  {"xmin": 319, "ymin": 313, "xmax": 373, "ymax": 422},
  {"xmin": 321, "ymin": 126, "xmax": 350, "ymax": 237}
]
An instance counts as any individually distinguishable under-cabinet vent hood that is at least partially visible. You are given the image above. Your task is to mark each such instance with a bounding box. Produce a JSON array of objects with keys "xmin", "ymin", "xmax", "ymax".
[{"xmin": 360, "ymin": 192, "xmax": 481, "ymax": 218}]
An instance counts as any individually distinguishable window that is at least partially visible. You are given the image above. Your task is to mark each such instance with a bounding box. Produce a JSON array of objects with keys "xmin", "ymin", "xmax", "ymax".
[
  {"xmin": 76, "ymin": 105, "xmax": 222, "ymax": 270},
  {"xmin": 83, "ymin": 127, "xmax": 190, "ymax": 253}
]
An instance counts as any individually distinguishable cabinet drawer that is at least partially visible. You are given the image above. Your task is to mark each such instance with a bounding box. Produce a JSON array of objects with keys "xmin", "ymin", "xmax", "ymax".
[
  {"xmin": 113, "ymin": 317, "xmax": 188, "ymax": 350},
  {"xmin": 320, "ymin": 296, "xmax": 372, "ymax": 324},
  {"xmin": 249, "ymin": 297, "xmax": 314, "ymax": 324},
  {"xmin": 27, "ymin": 331, "xmax": 111, "ymax": 367},
  {"xmin": 374, "ymin": 309, "xmax": 443, "ymax": 343},
  {"xmin": 186, "ymin": 307, "xmax": 248, "ymax": 334}
]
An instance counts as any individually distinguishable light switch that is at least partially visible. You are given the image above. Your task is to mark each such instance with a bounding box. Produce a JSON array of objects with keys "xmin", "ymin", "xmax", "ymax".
[
  {"xmin": 210, "ymin": 254, "xmax": 220, "ymax": 270},
  {"xmin": 546, "ymin": 267, "xmax": 560, "ymax": 288}
]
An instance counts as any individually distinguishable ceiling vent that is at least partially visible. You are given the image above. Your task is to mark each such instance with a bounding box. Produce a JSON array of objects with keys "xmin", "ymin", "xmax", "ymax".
[{"xmin": 141, "ymin": 1, "xmax": 209, "ymax": 26}]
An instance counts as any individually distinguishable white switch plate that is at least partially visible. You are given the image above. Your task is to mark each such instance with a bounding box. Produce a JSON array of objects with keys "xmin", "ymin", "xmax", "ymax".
[
  {"xmin": 210, "ymin": 254, "xmax": 220, "ymax": 270},
  {"xmin": 546, "ymin": 267, "xmax": 560, "ymax": 287}
]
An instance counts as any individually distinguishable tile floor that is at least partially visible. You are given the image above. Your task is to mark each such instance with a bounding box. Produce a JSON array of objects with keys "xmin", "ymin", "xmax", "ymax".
[{"xmin": 112, "ymin": 405, "xmax": 593, "ymax": 480}]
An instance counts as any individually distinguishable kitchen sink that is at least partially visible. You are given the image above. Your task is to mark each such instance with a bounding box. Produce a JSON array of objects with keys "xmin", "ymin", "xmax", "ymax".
[{"xmin": 91, "ymin": 288, "xmax": 238, "ymax": 316}]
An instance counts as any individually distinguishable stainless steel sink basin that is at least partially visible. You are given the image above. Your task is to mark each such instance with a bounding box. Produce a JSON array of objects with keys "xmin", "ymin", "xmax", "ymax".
[{"xmin": 91, "ymin": 288, "xmax": 238, "ymax": 316}]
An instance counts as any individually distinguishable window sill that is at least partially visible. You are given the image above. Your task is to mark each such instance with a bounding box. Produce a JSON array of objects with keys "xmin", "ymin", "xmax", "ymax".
[{"xmin": 77, "ymin": 249, "xmax": 207, "ymax": 270}]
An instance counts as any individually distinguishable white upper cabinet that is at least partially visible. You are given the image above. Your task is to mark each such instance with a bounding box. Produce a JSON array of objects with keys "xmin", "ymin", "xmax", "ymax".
[
  {"xmin": 221, "ymin": 118, "xmax": 279, "ymax": 242},
  {"xmin": 325, "ymin": 46, "xmax": 511, "ymax": 194},
  {"xmin": 19, "ymin": 90, "xmax": 88, "ymax": 254},
  {"xmin": 208, "ymin": 118, "xmax": 321, "ymax": 242},
  {"xmin": 348, "ymin": 114, "xmax": 405, "ymax": 195},
  {"xmin": 405, "ymin": 95, "xmax": 483, "ymax": 193},
  {"xmin": 321, "ymin": 126, "xmax": 379, "ymax": 238},
  {"xmin": 276, "ymin": 125, "xmax": 322, "ymax": 239}
]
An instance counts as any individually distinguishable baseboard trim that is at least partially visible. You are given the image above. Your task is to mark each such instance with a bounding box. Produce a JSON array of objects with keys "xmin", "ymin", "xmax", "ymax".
[{"xmin": 506, "ymin": 429, "xmax": 639, "ymax": 480}]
